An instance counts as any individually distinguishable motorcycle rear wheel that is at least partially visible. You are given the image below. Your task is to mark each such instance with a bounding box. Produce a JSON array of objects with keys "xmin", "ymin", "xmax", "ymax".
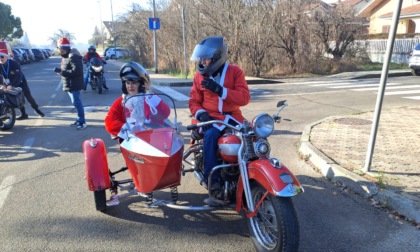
[
  {"xmin": 1, "ymin": 106, "xmax": 16, "ymax": 131},
  {"xmin": 247, "ymin": 184, "xmax": 299, "ymax": 252},
  {"xmin": 94, "ymin": 190, "xmax": 106, "ymax": 212}
]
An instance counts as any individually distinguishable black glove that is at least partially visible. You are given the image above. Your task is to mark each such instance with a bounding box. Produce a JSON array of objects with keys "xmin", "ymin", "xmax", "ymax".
[
  {"xmin": 197, "ymin": 112, "xmax": 213, "ymax": 132},
  {"xmin": 53, "ymin": 67, "xmax": 62, "ymax": 73},
  {"xmin": 102, "ymin": 60, "xmax": 107, "ymax": 64},
  {"xmin": 201, "ymin": 77, "xmax": 223, "ymax": 97}
]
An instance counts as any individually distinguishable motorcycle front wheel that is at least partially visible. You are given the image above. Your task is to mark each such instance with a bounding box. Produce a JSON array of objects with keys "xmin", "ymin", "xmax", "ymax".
[
  {"xmin": 94, "ymin": 77, "xmax": 103, "ymax": 94},
  {"xmin": 247, "ymin": 184, "xmax": 299, "ymax": 252},
  {"xmin": 94, "ymin": 190, "xmax": 106, "ymax": 212},
  {"xmin": 1, "ymin": 106, "xmax": 16, "ymax": 130}
]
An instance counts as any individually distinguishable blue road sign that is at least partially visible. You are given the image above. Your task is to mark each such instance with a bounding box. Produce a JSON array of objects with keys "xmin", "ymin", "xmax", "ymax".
[{"xmin": 149, "ymin": 18, "xmax": 160, "ymax": 30}]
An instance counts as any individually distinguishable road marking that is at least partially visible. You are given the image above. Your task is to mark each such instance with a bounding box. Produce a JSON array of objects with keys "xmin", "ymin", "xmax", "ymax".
[
  {"xmin": 152, "ymin": 86, "xmax": 190, "ymax": 101},
  {"xmin": 351, "ymin": 84, "xmax": 420, "ymax": 91},
  {"xmin": 22, "ymin": 137, "xmax": 35, "ymax": 152},
  {"xmin": 0, "ymin": 175, "xmax": 15, "ymax": 209},
  {"xmin": 384, "ymin": 90, "xmax": 420, "ymax": 95},
  {"xmin": 404, "ymin": 96, "xmax": 420, "ymax": 100},
  {"xmin": 328, "ymin": 83, "xmax": 400, "ymax": 89}
]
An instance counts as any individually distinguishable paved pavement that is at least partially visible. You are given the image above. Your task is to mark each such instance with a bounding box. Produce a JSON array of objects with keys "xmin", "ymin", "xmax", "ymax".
[{"xmin": 149, "ymin": 69, "xmax": 420, "ymax": 224}]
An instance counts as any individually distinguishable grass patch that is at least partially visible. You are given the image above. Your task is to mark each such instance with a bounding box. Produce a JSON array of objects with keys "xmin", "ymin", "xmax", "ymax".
[{"xmin": 357, "ymin": 62, "xmax": 408, "ymax": 71}]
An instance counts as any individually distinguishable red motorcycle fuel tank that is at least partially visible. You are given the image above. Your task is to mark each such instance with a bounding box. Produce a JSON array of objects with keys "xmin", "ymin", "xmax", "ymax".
[
  {"xmin": 218, "ymin": 133, "xmax": 241, "ymax": 163},
  {"xmin": 120, "ymin": 128, "xmax": 184, "ymax": 193},
  {"xmin": 83, "ymin": 138, "xmax": 111, "ymax": 191}
]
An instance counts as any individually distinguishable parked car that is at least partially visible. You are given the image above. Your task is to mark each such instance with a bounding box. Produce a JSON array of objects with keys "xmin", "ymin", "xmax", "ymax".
[
  {"xmin": 12, "ymin": 49, "xmax": 25, "ymax": 64},
  {"xmin": 408, "ymin": 43, "xmax": 420, "ymax": 76},
  {"xmin": 14, "ymin": 48, "xmax": 30, "ymax": 64},
  {"xmin": 18, "ymin": 48, "xmax": 35, "ymax": 62},
  {"xmin": 31, "ymin": 48, "xmax": 46, "ymax": 61},
  {"xmin": 105, "ymin": 47, "xmax": 130, "ymax": 60}
]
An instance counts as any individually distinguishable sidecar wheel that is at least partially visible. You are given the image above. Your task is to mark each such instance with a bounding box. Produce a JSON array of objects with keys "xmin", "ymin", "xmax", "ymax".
[
  {"xmin": 94, "ymin": 190, "xmax": 106, "ymax": 212},
  {"xmin": 247, "ymin": 184, "xmax": 299, "ymax": 252}
]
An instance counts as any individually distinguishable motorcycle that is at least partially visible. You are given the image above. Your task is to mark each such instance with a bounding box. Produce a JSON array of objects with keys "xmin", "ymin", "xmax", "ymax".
[
  {"xmin": 0, "ymin": 87, "xmax": 24, "ymax": 130},
  {"xmin": 87, "ymin": 57, "xmax": 106, "ymax": 94},
  {"xmin": 83, "ymin": 93, "xmax": 303, "ymax": 251}
]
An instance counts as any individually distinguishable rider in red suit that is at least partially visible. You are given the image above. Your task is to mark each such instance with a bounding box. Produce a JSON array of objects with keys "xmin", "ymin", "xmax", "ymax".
[
  {"xmin": 188, "ymin": 36, "xmax": 250, "ymax": 204},
  {"xmin": 105, "ymin": 62, "xmax": 170, "ymax": 141}
]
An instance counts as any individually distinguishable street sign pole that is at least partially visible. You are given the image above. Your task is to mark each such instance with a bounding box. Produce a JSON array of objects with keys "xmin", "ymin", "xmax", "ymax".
[
  {"xmin": 153, "ymin": 0, "xmax": 158, "ymax": 73},
  {"xmin": 363, "ymin": 0, "xmax": 403, "ymax": 172}
]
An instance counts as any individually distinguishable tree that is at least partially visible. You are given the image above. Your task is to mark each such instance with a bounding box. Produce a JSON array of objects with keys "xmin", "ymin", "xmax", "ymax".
[
  {"xmin": 89, "ymin": 26, "xmax": 103, "ymax": 47},
  {"xmin": 48, "ymin": 30, "xmax": 75, "ymax": 48},
  {"xmin": 310, "ymin": 1, "xmax": 366, "ymax": 60},
  {"xmin": 0, "ymin": 2, "xmax": 23, "ymax": 40}
]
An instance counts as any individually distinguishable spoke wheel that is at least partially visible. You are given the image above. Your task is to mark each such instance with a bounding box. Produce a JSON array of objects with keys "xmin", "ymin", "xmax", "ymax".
[{"xmin": 247, "ymin": 184, "xmax": 299, "ymax": 252}]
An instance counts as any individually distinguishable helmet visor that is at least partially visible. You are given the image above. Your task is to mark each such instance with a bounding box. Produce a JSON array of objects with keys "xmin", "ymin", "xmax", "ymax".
[
  {"xmin": 190, "ymin": 44, "xmax": 216, "ymax": 61},
  {"xmin": 122, "ymin": 72, "xmax": 141, "ymax": 81}
]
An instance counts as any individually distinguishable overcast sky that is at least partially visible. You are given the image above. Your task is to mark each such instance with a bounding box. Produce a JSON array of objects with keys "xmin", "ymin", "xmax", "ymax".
[{"xmin": 2, "ymin": 0, "xmax": 150, "ymax": 47}]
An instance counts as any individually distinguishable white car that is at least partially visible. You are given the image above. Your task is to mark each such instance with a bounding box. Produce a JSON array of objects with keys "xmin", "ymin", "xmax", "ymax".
[
  {"xmin": 408, "ymin": 43, "xmax": 420, "ymax": 76},
  {"xmin": 105, "ymin": 47, "xmax": 130, "ymax": 60}
]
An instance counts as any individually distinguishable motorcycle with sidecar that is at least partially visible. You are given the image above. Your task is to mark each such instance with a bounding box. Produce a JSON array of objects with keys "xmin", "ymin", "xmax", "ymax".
[{"xmin": 83, "ymin": 93, "xmax": 303, "ymax": 251}]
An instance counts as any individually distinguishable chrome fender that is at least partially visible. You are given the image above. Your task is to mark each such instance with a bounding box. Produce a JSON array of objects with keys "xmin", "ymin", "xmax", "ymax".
[
  {"xmin": 235, "ymin": 159, "xmax": 303, "ymax": 213},
  {"xmin": 83, "ymin": 138, "xmax": 111, "ymax": 191}
]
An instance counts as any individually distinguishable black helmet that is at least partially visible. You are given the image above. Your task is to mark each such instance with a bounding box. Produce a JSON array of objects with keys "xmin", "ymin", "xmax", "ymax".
[
  {"xmin": 119, "ymin": 62, "xmax": 150, "ymax": 94},
  {"xmin": 88, "ymin": 45, "xmax": 96, "ymax": 52},
  {"xmin": 190, "ymin": 36, "xmax": 228, "ymax": 76}
]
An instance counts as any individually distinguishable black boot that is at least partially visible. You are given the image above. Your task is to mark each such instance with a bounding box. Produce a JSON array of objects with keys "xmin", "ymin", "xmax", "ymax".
[
  {"xmin": 34, "ymin": 108, "xmax": 45, "ymax": 117},
  {"xmin": 103, "ymin": 78, "xmax": 109, "ymax": 89},
  {"xmin": 17, "ymin": 107, "xmax": 29, "ymax": 120}
]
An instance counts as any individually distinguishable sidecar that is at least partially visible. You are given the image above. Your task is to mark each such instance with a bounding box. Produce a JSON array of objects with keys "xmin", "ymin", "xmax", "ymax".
[{"xmin": 83, "ymin": 94, "xmax": 184, "ymax": 211}]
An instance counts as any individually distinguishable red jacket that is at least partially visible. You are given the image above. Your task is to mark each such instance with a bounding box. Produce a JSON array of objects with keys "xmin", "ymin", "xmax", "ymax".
[
  {"xmin": 189, "ymin": 64, "xmax": 250, "ymax": 124},
  {"xmin": 83, "ymin": 52, "xmax": 103, "ymax": 63},
  {"xmin": 105, "ymin": 95, "xmax": 170, "ymax": 137}
]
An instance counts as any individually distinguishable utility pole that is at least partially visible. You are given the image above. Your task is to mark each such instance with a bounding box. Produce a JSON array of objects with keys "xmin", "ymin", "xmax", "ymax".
[
  {"xmin": 110, "ymin": 0, "xmax": 115, "ymax": 46},
  {"xmin": 153, "ymin": 0, "xmax": 158, "ymax": 73},
  {"xmin": 98, "ymin": 1, "xmax": 104, "ymax": 50}
]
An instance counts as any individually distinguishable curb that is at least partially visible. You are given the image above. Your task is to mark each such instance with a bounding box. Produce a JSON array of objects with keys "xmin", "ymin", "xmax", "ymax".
[{"xmin": 299, "ymin": 118, "xmax": 420, "ymax": 223}]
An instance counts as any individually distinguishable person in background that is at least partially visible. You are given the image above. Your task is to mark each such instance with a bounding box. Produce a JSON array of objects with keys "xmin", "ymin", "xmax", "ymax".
[
  {"xmin": 188, "ymin": 36, "xmax": 250, "ymax": 204},
  {"xmin": 53, "ymin": 37, "xmax": 87, "ymax": 130},
  {"xmin": 0, "ymin": 49, "xmax": 45, "ymax": 120},
  {"xmin": 82, "ymin": 45, "xmax": 108, "ymax": 91},
  {"xmin": 105, "ymin": 61, "xmax": 170, "ymax": 142}
]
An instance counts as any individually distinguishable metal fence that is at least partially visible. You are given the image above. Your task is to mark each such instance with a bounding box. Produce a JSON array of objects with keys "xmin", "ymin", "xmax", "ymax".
[{"xmin": 357, "ymin": 38, "xmax": 420, "ymax": 64}]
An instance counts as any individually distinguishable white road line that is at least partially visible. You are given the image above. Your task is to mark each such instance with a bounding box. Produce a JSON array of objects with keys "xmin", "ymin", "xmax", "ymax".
[
  {"xmin": 403, "ymin": 96, "xmax": 420, "ymax": 100},
  {"xmin": 383, "ymin": 90, "xmax": 420, "ymax": 95},
  {"xmin": 22, "ymin": 137, "xmax": 35, "ymax": 152},
  {"xmin": 0, "ymin": 175, "xmax": 15, "ymax": 209},
  {"xmin": 351, "ymin": 84, "xmax": 420, "ymax": 91},
  {"xmin": 328, "ymin": 83, "xmax": 400, "ymax": 89},
  {"xmin": 310, "ymin": 81, "xmax": 378, "ymax": 87},
  {"xmin": 152, "ymin": 86, "xmax": 190, "ymax": 101}
]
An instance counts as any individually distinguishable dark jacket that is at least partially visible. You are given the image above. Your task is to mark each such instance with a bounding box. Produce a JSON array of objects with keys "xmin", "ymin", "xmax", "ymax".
[
  {"xmin": 0, "ymin": 58, "xmax": 25, "ymax": 88},
  {"xmin": 60, "ymin": 51, "xmax": 84, "ymax": 92}
]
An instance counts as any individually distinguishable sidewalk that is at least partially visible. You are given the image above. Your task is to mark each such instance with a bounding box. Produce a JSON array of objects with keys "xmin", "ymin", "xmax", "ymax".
[
  {"xmin": 149, "ymin": 69, "xmax": 420, "ymax": 224},
  {"xmin": 299, "ymin": 106, "xmax": 420, "ymax": 224}
]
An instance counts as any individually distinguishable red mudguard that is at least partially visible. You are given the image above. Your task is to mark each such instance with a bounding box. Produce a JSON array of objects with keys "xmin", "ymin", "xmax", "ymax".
[
  {"xmin": 83, "ymin": 138, "xmax": 111, "ymax": 191},
  {"xmin": 235, "ymin": 159, "xmax": 302, "ymax": 213}
]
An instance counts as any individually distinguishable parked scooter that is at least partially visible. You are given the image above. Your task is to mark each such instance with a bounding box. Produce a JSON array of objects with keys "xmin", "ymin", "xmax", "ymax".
[{"xmin": 83, "ymin": 94, "xmax": 303, "ymax": 252}]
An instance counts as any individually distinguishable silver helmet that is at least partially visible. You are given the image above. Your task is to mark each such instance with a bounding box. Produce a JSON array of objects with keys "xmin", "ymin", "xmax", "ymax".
[{"xmin": 190, "ymin": 36, "xmax": 228, "ymax": 76}]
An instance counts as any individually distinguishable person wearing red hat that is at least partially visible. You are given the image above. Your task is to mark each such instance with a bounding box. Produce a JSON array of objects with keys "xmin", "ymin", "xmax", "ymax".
[
  {"xmin": 53, "ymin": 37, "xmax": 87, "ymax": 130},
  {"xmin": 0, "ymin": 48, "xmax": 45, "ymax": 120}
]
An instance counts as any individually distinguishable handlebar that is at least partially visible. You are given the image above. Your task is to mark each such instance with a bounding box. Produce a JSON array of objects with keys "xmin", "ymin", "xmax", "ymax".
[{"xmin": 187, "ymin": 119, "xmax": 241, "ymax": 131}]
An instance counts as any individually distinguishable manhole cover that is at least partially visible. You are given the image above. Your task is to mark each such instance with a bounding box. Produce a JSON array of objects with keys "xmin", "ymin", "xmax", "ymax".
[{"xmin": 334, "ymin": 118, "xmax": 372, "ymax": 125}]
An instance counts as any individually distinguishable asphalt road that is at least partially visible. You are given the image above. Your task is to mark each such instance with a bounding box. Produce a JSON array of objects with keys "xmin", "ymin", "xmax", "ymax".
[{"xmin": 0, "ymin": 57, "xmax": 418, "ymax": 251}]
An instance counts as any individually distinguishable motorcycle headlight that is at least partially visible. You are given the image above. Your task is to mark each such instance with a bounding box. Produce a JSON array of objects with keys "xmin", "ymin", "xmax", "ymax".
[
  {"xmin": 252, "ymin": 113, "xmax": 274, "ymax": 138},
  {"xmin": 92, "ymin": 66, "xmax": 103, "ymax": 72}
]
